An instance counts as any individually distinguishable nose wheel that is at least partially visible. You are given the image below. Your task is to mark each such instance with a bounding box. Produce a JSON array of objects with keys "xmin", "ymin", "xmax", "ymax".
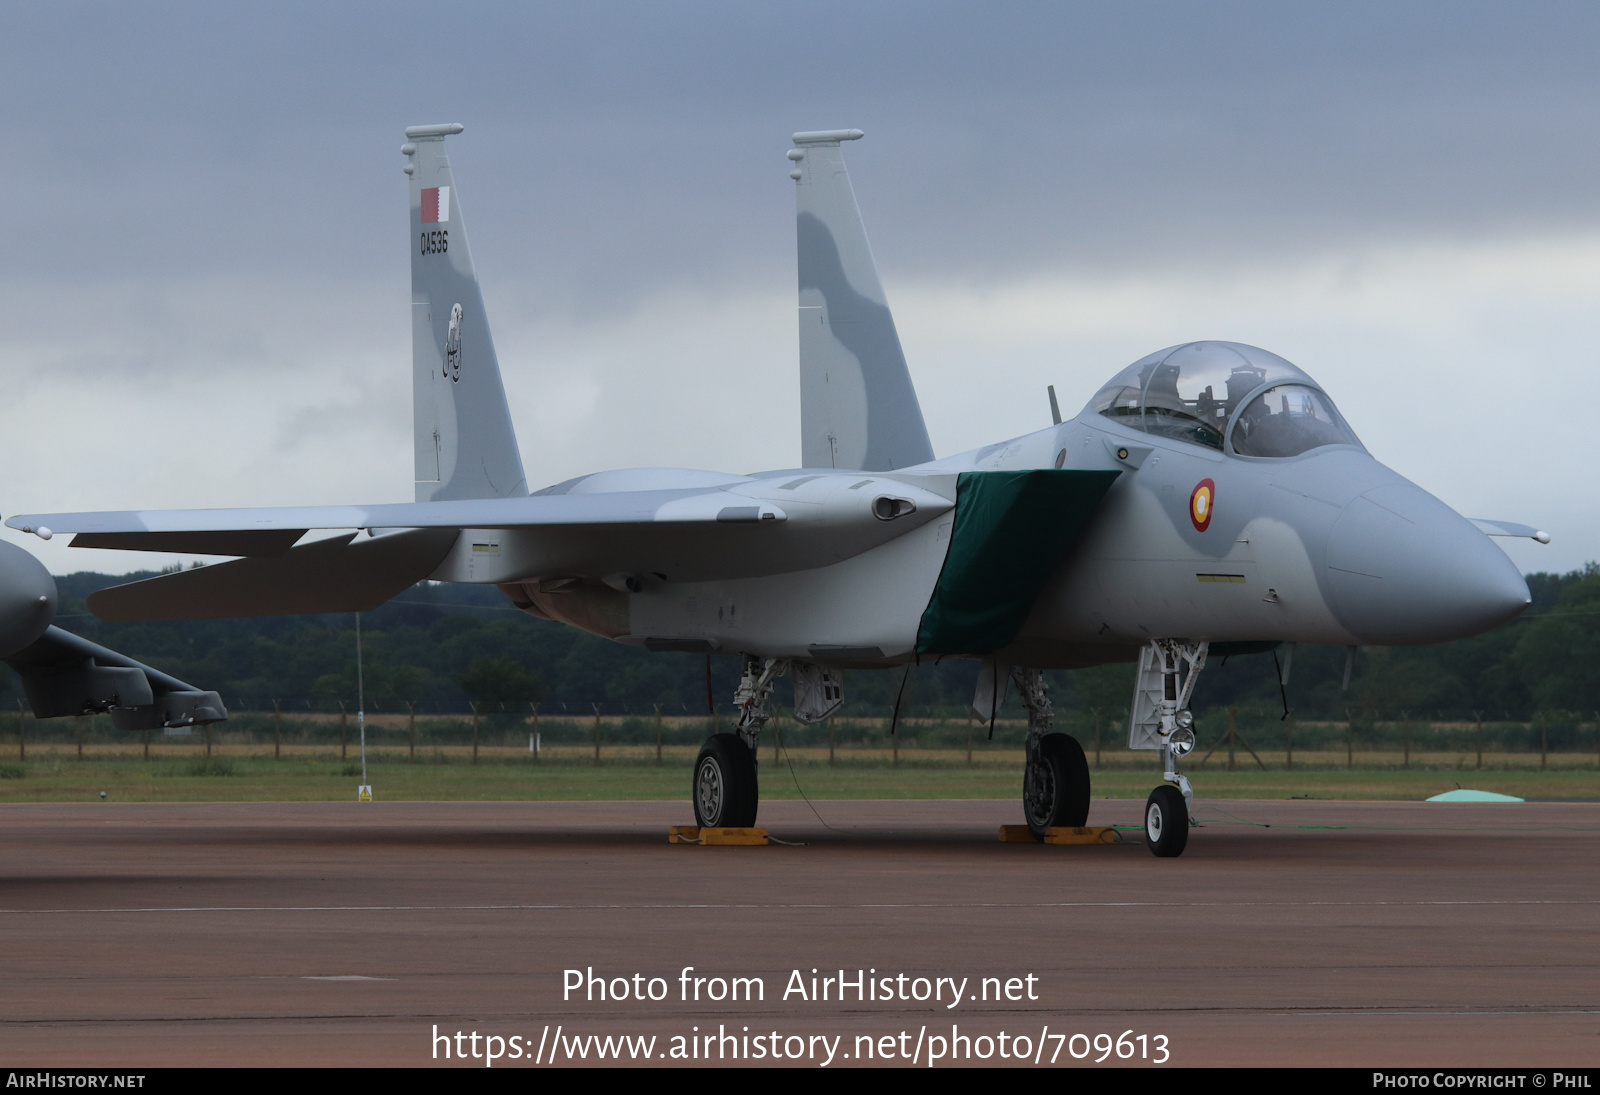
[{"xmin": 1144, "ymin": 784, "xmax": 1189, "ymax": 857}]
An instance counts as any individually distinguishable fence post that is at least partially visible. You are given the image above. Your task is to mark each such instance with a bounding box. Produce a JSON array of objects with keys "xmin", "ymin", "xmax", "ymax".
[
  {"xmin": 143, "ymin": 724, "xmax": 150, "ymax": 762},
  {"xmin": 1540, "ymin": 712, "xmax": 1547, "ymax": 771},
  {"xmin": 654, "ymin": 704, "xmax": 663, "ymax": 765},
  {"xmin": 471, "ymin": 702, "xmax": 479, "ymax": 764},
  {"xmin": 592, "ymin": 703, "xmax": 602, "ymax": 767},
  {"xmin": 77, "ymin": 715, "xmax": 85, "ymax": 761},
  {"xmin": 829, "ymin": 717, "xmax": 836, "ymax": 767},
  {"xmin": 340, "ymin": 702, "xmax": 348, "ymax": 761},
  {"xmin": 408, "ymin": 700, "xmax": 417, "ymax": 761},
  {"xmin": 531, "ymin": 702, "xmax": 540, "ymax": 764}
]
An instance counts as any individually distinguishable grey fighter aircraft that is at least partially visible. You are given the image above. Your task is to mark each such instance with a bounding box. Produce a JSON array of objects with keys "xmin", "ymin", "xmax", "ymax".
[
  {"xmin": 11, "ymin": 125, "xmax": 1540, "ymax": 855},
  {"xmin": 0, "ymin": 539, "xmax": 226, "ymax": 732}
]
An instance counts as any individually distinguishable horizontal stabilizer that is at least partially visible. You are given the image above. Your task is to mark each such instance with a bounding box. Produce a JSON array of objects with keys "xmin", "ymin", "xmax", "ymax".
[
  {"xmin": 88, "ymin": 528, "xmax": 459, "ymax": 622},
  {"xmin": 3, "ymin": 625, "xmax": 227, "ymax": 725}
]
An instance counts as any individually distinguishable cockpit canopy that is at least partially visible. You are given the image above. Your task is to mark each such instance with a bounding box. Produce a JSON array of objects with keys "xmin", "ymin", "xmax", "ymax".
[{"xmin": 1090, "ymin": 341, "xmax": 1362, "ymax": 458}]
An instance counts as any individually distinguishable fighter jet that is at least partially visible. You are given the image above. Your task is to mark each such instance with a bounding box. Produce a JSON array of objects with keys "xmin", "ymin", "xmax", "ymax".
[
  {"xmin": 10, "ymin": 125, "xmax": 1539, "ymax": 855},
  {"xmin": 0, "ymin": 539, "xmax": 226, "ymax": 732}
]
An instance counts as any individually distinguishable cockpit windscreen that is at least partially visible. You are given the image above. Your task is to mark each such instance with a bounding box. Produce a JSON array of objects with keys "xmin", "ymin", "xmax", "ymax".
[
  {"xmin": 1231, "ymin": 385, "xmax": 1360, "ymax": 458},
  {"xmin": 1090, "ymin": 341, "xmax": 1360, "ymax": 457},
  {"xmin": 1092, "ymin": 342, "xmax": 1275, "ymax": 451}
]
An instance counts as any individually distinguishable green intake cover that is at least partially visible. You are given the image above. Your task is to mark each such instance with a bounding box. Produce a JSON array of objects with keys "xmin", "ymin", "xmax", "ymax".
[{"xmin": 915, "ymin": 469, "xmax": 1120, "ymax": 655}]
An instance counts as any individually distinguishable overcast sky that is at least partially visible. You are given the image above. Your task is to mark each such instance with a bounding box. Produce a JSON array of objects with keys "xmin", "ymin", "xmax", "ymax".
[{"xmin": 3, "ymin": 1, "xmax": 1598, "ymax": 577}]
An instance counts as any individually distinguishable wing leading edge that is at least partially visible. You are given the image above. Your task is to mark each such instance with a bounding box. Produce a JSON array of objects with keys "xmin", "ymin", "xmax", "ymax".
[{"xmin": 8, "ymin": 486, "xmax": 791, "ymax": 557}]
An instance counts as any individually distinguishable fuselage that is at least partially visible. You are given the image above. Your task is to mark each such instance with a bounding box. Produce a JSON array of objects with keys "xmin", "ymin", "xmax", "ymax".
[{"xmin": 464, "ymin": 341, "xmax": 1530, "ymax": 670}]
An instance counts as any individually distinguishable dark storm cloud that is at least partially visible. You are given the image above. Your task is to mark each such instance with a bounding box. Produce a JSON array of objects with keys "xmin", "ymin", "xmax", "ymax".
[{"xmin": 5, "ymin": 1, "xmax": 1600, "ymax": 310}]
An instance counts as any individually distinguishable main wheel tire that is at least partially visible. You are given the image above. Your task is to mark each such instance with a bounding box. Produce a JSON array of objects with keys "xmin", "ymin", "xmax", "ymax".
[
  {"xmin": 1144, "ymin": 784, "xmax": 1189, "ymax": 857},
  {"xmin": 693, "ymin": 733, "xmax": 759, "ymax": 828},
  {"xmin": 1023, "ymin": 732, "xmax": 1092, "ymax": 840}
]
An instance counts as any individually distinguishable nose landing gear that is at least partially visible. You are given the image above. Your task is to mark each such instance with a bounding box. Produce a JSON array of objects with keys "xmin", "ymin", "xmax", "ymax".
[
  {"xmin": 1144, "ymin": 783, "xmax": 1188, "ymax": 857},
  {"xmin": 1129, "ymin": 640, "xmax": 1208, "ymax": 857}
]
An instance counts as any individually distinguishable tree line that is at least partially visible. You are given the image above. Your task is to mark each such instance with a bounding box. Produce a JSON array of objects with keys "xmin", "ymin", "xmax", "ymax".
[{"xmin": 17, "ymin": 563, "xmax": 1598, "ymax": 727}]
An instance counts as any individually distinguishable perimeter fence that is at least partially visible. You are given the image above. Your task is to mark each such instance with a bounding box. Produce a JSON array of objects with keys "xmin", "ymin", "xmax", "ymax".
[{"xmin": 2, "ymin": 702, "xmax": 1599, "ymax": 772}]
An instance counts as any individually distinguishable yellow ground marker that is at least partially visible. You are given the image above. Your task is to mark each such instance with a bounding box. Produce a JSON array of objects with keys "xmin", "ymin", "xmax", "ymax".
[
  {"xmin": 998, "ymin": 825, "xmax": 1118, "ymax": 845},
  {"xmin": 669, "ymin": 826, "xmax": 770, "ymax": 846}
]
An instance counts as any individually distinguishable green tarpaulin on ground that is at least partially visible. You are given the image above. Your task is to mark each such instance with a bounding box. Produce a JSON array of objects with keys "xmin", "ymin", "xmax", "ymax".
[{"xmin": 1425, "ymin": 788, "xmax": 1525, "ymax": 802}]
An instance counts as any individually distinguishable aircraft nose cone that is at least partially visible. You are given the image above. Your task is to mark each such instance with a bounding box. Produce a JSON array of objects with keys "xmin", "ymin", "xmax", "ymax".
[
  {"xmin": 0, "ymin": 540, "xmax": 57, "ymax": 656},
  {"xmin": 1324, "ymin": 483, "xmax": 1529, "ymax": 644}
]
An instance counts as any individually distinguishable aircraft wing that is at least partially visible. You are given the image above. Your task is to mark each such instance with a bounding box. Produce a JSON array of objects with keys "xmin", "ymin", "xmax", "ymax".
[
  {"xmin": 3, "ymin": 624, "xmax": 227, "ymax": 729},
  {"xmin": 7, "ymin": 488, "xmax": 790, "ymax": 558},
  {"xmin": 10, "ymin": 478, "xmax": 958, "ymax": 622}
]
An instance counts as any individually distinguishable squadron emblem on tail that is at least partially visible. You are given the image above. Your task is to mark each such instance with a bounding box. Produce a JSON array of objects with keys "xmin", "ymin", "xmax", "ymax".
[{"xmin": 445, "ymin": 303, "xmax": 463, "ymax": 382}]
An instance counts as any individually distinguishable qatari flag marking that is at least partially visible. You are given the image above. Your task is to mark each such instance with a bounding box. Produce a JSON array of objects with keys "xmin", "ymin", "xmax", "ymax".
[{"xmin": 421, "ymin": 186, "xmax": 450, "ymax": 225}]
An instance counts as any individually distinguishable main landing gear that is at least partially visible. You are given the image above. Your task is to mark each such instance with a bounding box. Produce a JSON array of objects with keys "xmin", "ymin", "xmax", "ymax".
[
  {"xmin": 1128, "ymin": 640, "xmax": 1208, "ymax": 857},
  {"xmin": 693, "ymin": 733, "xmax": 758, "ymax": 828},
  {"xmin": 692, "ymin": 656, "xmax": 782, "ymax": 828},
  {"xmin": 1013, "ymin": 668, "xmax": 1092, "ymax": 841}
]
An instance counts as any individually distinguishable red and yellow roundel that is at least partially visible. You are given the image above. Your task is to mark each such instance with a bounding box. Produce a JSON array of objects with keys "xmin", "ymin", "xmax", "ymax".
[{"xmin": 1189, "ymin": 479, "xmax": 1215, "ymax": 532}]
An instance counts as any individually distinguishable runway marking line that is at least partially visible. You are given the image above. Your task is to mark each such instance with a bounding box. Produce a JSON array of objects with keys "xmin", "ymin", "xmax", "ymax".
[
  {"xmin": 0, "ymin": 898, "xmax": 1595, "ymax": 915},
  {"xmin": 302, "ymin": 975, "xmax": 396, "ymax": 981}
]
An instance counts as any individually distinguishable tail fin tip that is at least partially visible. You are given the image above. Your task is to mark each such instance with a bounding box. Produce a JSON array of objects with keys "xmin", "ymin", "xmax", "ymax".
[
  {"xmin": 405, "ymin": 122, "xmax": 465, "ymax": 139},
  {"xmin": 792, "ymin": 129, "xmax": 863, "ymax": 145}
]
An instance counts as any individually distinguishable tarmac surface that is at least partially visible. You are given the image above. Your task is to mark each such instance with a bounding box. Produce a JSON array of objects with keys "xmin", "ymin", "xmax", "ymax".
[{"xmin": 0, "ymin": 796, "xmax": 1597, "ymax": 1068}]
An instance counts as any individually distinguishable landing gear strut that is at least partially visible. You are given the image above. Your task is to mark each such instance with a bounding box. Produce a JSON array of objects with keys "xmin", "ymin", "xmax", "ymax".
[
  {"xmin": 1014, "ymin": 668, "xmax": 1092, "ymax": 840},
  {"xmin": 691, "ymin": 656, "xmax": 783, "ymax": 828},
  {"xmin": 1128, "ymin": 640, "xmax": 1208, "ymax": 857}
]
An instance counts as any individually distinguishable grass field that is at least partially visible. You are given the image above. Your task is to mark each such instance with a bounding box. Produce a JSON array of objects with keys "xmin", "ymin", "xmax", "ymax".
[{"xmin": 0, "ymin": 742, "xmax": 1594, "ymax": 803}]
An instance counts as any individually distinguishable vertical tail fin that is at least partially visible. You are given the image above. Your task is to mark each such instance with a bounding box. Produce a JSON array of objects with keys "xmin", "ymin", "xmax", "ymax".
[
  {"xmin": 403, "ymin": 124, "xmax": 527, "ymax": 502},
  {"xmin": 790, "ymin": 129, "xmax": 933, "ymax": 471}
]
